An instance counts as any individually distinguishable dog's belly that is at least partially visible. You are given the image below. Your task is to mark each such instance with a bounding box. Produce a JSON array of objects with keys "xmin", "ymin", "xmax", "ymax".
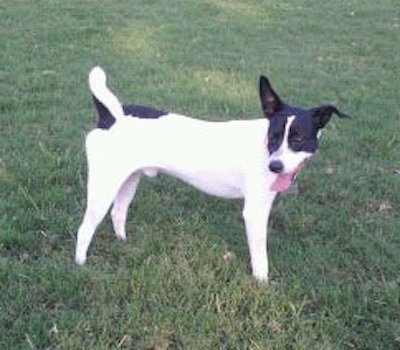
[{"xmin": 161, "ymin": 168, "xmax": 244, "ymax": 198}]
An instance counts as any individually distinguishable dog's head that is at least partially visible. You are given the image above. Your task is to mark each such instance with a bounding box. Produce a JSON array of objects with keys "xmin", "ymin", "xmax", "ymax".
[{"xmin": 259, "ymin": 75, "xmax": 349, "ymax": 192}]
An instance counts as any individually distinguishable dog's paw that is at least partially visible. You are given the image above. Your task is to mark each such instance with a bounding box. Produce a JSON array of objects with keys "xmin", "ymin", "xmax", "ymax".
[
  {"xmin": 75, "ymin": 254, "xmax": 86, "ymax": 266},
  {"xmin": 115, "ymin": 232, "xmax": 127, "ymax": 241},
  {"xmin": 252, "ymin": 270, "xmax": 269, "ymax": 283}
]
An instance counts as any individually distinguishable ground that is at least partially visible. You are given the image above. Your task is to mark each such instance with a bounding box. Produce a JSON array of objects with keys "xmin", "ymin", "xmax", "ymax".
[{"xmin": 1, "ymin": 0, "xmax": 399, "ymax": 348}]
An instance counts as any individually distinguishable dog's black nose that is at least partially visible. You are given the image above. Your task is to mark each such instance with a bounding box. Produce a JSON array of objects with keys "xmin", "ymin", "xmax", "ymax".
[{"xmin": 269, "ymin": 160, "xmax": 284, "ymax": 174}]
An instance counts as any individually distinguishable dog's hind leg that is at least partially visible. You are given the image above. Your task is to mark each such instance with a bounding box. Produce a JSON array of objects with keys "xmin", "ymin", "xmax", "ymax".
[
  {"xmin": 75, "ymin": 167, "xmax": 128, "ymax": 266},
  {"xmin": 111, "ymin": 173, "xmax": 141, "ymax": 240}
]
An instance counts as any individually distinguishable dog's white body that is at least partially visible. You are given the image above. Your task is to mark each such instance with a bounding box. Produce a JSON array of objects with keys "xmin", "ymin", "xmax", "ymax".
[
  {"xmin": 87, "ymin": 115, "xmax": 273, "ymax": 198},
  {"xmin": 75, "ymin": 67, "xmax": 348, "ymax": 282},
  {"xmin": 77, "ymin": 112, "xmax": 277, "ymax": 281}
]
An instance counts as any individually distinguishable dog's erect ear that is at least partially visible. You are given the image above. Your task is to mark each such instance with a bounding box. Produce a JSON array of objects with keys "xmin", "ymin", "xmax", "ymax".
[
  {"xmin": 259, "ymin": 75, "xmax": 283, "ymax": 119},
  {"xmin": 312, "ymin": 104, "xmax": 350, "ymax": 129}
]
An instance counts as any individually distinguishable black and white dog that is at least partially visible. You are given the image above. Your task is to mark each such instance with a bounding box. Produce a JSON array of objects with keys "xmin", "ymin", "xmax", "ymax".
[{"xmin": 75, "ymin": 67, "xmax": 348, "ymax": 282}]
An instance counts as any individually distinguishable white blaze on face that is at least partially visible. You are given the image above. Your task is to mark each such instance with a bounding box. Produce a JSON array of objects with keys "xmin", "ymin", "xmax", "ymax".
[
  {"xmin": 269, "ymin": 116, "xmax": 314, "ymax": 193},
  {"xmin": 270, "ymin": 116, "xmax": 313, "ymax": 174}
]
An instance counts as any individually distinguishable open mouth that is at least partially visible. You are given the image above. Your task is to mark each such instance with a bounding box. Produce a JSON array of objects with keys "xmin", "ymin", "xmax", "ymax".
[{"xmin": 270, "ymin": 159, "xmax": 308, "ymax": 192}]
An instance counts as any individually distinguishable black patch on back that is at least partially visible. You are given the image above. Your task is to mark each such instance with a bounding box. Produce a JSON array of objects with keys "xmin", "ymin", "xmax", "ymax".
[
  {"xmin": 122, "ymin": 104, "xmax": 167, "ymax": 119},
  {"xmin": 93, "ymin": 96, "xmax": 167, "ymax": 130}
]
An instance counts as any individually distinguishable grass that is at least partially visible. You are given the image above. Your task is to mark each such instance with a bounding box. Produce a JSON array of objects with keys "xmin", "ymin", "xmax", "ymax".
[{"xmin": 1, "ymin": 0, "xmax": 399, "ymax": 348}]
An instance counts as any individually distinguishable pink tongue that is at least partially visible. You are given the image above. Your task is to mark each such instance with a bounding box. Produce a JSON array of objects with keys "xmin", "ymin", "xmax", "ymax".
[
  {"xmin": 270, "ymin": 173, "xmax": 295, "ymax": 192},
  {"xmin": 270, "ymin": 159, "xmax": 308, "ymax": 193}
]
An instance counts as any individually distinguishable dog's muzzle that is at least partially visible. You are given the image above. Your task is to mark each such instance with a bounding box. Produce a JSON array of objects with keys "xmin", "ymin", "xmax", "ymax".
[{"xmin": 269, "ymin": 159, "xmax": 309, "ymax": 193}]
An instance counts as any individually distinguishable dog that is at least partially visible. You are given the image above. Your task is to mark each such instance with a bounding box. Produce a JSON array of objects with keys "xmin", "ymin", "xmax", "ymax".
[{"xmin": 75, "ymin": 66, "xmax": 349, "ymax": 282}]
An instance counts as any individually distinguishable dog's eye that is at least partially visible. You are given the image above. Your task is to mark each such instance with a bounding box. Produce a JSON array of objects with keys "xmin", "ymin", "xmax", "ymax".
[
  {"xmin": 292, "ymin": 136, "xmax": 303, "ymax": 143},
  {"xmin": 290, "ymin": 136, "xmax": 305, "ymax": 151}
]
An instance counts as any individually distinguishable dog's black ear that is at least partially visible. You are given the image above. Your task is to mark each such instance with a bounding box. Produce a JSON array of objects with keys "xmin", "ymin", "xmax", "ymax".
[
  {"xmin": 312, "ymin": 104, "xmax": 350, "ymax": 129},
  {"xmin": 259, "ymin": 75, "xmax": 283, "ymax": 119}
]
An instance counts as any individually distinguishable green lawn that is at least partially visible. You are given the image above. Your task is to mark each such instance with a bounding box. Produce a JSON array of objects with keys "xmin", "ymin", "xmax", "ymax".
[{"xmin": 1, "ymin": 0, "xmax": 399, "ymax": 348}]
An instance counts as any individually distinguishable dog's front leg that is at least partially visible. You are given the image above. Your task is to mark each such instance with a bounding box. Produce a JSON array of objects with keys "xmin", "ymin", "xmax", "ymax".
[{"xmin": 242, "ymin": 193, "xmax": 276, "ymax": 282}]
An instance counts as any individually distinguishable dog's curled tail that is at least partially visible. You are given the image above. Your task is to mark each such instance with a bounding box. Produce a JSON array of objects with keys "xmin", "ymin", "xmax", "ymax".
[{"xmin": 89, "ymin": 66, "xmax": 125, "ymax": 129}]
